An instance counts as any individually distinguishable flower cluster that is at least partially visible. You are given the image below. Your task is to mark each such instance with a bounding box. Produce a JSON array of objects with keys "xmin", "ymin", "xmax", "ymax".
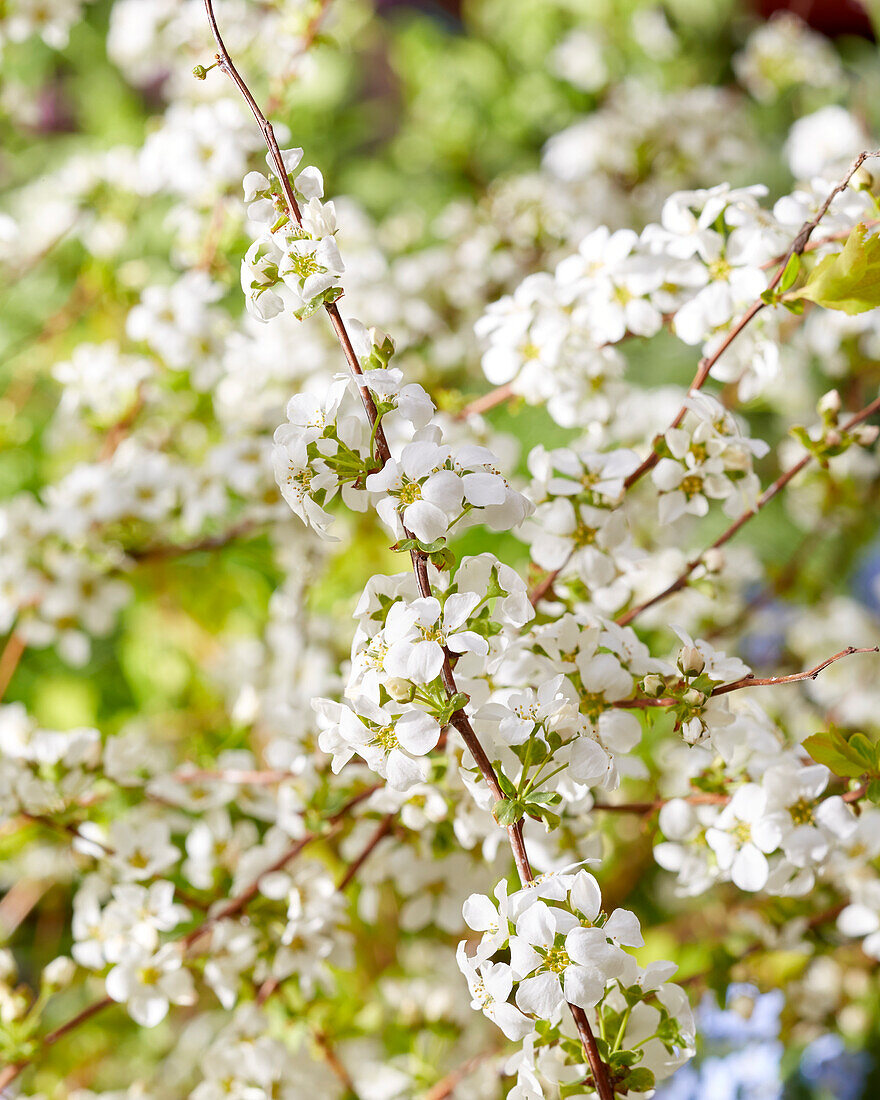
[
  {"xmin": 459, "ymin": 867, "xmax": 695, "ymax": 1095},
  {"xmin": 5, "ymin": 1, "xmax": 880, "ymax": 1097}
]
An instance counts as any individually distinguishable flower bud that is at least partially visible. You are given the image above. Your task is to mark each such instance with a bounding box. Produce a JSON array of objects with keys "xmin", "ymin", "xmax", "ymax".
[
  {"xmin": 642, "ymin": 673, "xmax": 666, "ymax": 698},
  {"xmin": 851, "ymin": 165, "xmax": 875, "ymax": 193},
  {"xmin": 678, "ymin": 646, "xmax": 705, "ymax": 677},
  {"xmin": 682, "ymin": 687, "xmax": 706, "ymax": 707},
  {"xmin": 854, "ymin": 424, "xmax": 880, "ymax": 447},
  {"xmin": 681, "ymin": 716, "xmax": 707, "ymax": 745},
  {"xmin": 0, "ymin": 988, "xmax": 29, "ymax": 1024},
  {"xmin": 193, "ymin": 64, "xmax": 209, "ymax": 80},
  {"xmin": 703, "ymin": 547, "xmax": 725, "ymax": 573},
  {"xmin": 42, "ymin": 956, "xmax": 76, "ymax": 991},
  {"xmin": 385, "ymin": 677, "xmax": 416, "ymax": 703},
  {"xmin": 817, "ymin": 389, "xmax": 841, "ymax": 422},
  {"xmin": 824, "ymin": 429, "xmax": 842, "ymax": 448}
]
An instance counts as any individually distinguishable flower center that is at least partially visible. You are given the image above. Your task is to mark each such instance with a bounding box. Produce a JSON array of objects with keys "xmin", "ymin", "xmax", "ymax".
[
  {"xmin": 398, "ymin": 480, "xmax": 422, "ymax": 505},
  {"xmin": 733, "ymin": 820, "xmax": 752, "ymax": 844},
  {"xmin": 373, "ymin": 724, "xmax": 399, "ymax": 753},
  {"xmin": 574, "ymin": 521, "xmax": 597, "ymax": 547},
  {"xmin": 544, "ymin": 946, "xmax": 570, "ymax": 974},
  {"xmin": 708, "ymin": 256, "xmax": 732, "ymax": 282},
  {"xmin": 289, "ymin": 251, "xmax": 320, "ymax": 278},
  {"xmin": 788, "ymin": 797, "xmax": 814, "ymax": 826},
  {"xmin": 680, "ymin": 474, "xmax": 704, "ymax": 498}
]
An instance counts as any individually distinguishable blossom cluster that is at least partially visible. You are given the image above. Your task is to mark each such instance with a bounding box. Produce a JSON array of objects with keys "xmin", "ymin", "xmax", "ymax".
[{"xmin": 4, "ymin": 2, "xmax": 880, "ymax": 1098}]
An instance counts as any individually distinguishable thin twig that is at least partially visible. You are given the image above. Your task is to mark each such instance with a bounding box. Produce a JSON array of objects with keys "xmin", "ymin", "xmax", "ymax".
[
  {"xmin": 201, "ymin": 3, "xmax": 610, "ymax": 1089},
  {"xmin": 617, "ymin": 393, "xmax": 880, "ymax": 627},
  {"xmin": 1, "ymin": 786, "xmax": 380, "ymax": 1088},
  {"xmin": 622, "ymin": 151, "xmax": 880, "ymax": 493},
  {"xmin": 456, "ymin": 383, "xmax": 515, "ymax": 421},
  {"xmin": 313, "ymin": 1028, "xmax": 361, "ymax": 1097},
  {"xmin": 337, "ymin": 813, "xmax": 395, "ymax": 891},
  {"xmin": 0, "ymin": 997, "xmax": 113, "ymax": 1090},
  {"xmin": 712, "ymin": 646, "xmax": 880, "ymax": 696},
  {"xmin": 0, "ymin": 631, "xmax": 25, "ymax": 703},
  {"xmin": 423, "ymin": 1049, "xmax": 500, "ymax": 1099}
]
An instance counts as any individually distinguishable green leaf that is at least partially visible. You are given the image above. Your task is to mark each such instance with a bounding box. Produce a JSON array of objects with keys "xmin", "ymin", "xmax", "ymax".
[
  {"xmin": 494, "ymin": 799, "xmax": 525, "ymax": 825},
  {"xmin": 867, "ymin": 779, "xmax": 880, "ymax": 804},
  {"xmin": 802, "ymin": 731, "xmax": 867, "ymax": 778},
  {"xmin": 779, "ymin": 252, "xmax": 801, "ymax": 292},
  {"xmin": 789, "ymin": 223, "xmax": 880, "ymax": 314},
  {"xmin": 625, "ymin": 1067, "xmax": 656, "ymax": 1091},
  {"xmin": 847, "ymin": 733, "xmax": 877, "ymax": 771},
  {"xmin": 524, "ymin": 790, "xmax": 562, "ymax": 806},
  {"xmin": 495, "ymin": 770, "xmax": 518, "ymax": 799}
]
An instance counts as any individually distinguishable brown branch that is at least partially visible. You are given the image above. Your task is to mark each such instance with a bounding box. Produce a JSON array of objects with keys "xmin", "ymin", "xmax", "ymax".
[
  {"xmin": 762, "ymin": 217, "xmax": 880, "ymax": 269},
  {"xmin": 712, "ymin": 646, "xmax": 880, "ymax": 696},
  {"xmin": 528, "ymin": 548, "xmax": 574, "ymax": 607},
  {"xmin": 0, "ymin": 785, "xmax": 381, "ymax": 1089},
  {"xmin": 424, "ymin": 1050, "xmax": 500, "ymax": 1100},
  {"xmin": 622, "ymin": 151, "xmax": 880, "ymax": 493},
  {"xmin": 201, "ymin": 4, "xmax": 610, "ymax": 1088},
  {"xmin": 0, "ymin": 996, "xmax": 113, "ymax": 1091},
  {"xmin": 617, "ymin": 393, "xmax": 880, "ymax": 627},
  {"xmin": 456, "ymin": 383, "xmax": 515, "ymax": 421},
  {"xmin": 337, "ymin": 812, "xmax": 395, "ymax": 891},
  {"xmin": 128, "ymin": 518, "xmax": 262, "ymax": 561},
  {"xmin": 611, "ymin": 645, "xmax": 880, "ymax": 712},
  {"xmin": 313, "ymin": 1028, "xmax": 360, "ymax": 1097},
  {"xmin": 0, "ymin": 631, "xmax": 25, "ymax": 703}
]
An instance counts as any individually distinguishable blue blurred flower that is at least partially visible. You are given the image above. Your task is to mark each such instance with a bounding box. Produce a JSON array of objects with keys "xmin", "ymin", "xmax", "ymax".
[
  {"xmin": 798, "ymin": 1033, "xmax": 870, "ymax": 1100},
  {"xmin": 851, "ymin": 541, "xmax": 880, "ymax": 617},
  {"xmin": 656, "ymin": 984, "xmax": 784, "ymax": 1099},
  {"xmin": 699, "ymin": 983, "xmax": 784, "ymax": 1046}
]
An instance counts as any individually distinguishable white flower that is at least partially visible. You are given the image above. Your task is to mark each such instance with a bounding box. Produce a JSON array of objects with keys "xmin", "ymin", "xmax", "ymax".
[
  {"xmin": 383, "ymin": 594, "xmax": 488, "ymax": 684},
  {"xmin": 706, "ymin": 784, "xmax": 782, "ymax": 891},
  {"xmin": 316, "ymin": 696, "xmax": 441, "ymax": 790},
  {"xmin": 366, "ymin": 439, "xmax": 459, "ymax": 542},
  {"xmin": 509, "ymin": 901, "xmax": 626, "ymax": 1020},
  {"xmin": 105, "ymin": 943, "xmax": 195, "ymax": 1027},
  {"xmin": 281, "ymin": 235, "xmax": 345, "ymax": 307},
  {"xmin": 456, "ymin": 945, "xmax": 534, "ymax": 1040},
  {"xmin": 784, "ymin": 106, "xmax": 865, "ymax": 181}
]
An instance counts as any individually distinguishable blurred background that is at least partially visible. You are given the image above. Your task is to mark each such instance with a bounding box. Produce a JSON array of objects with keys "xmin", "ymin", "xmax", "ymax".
[{"xmin": 4, "ymin": 1, "xmax": 880, "ymax": 1097}]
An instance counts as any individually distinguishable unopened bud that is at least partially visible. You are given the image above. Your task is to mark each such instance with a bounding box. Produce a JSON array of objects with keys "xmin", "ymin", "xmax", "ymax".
[
  {"xmin": 683, "ymin": 687, "xmax": 706, "ymax": 707},
  {"xmin": 703, "ymin": 547, "xmax": 725, "ymax": 574},
  {"xmin": 851, "ymin": 166, "xmax": 875, "ymax": 193},
  {"xmin": 642, "ymin": 674, "xmax": 666, "ymax": 698},
  {"xmin": 854, "ymin": 424, "xmax": 880, "ymax": 447},
  {"xmin": 0, "ymin": 989, "xmax": 28, "ymax": 1024},
  {"xmin": 824, "ymin": 429, "xmax": 842, "ymax": 448},
  {"xmin": 369, "ymin": 327, "xmax": 393, "ymax": 352},
  {"xmin": 678, "ymin": 646, "xmax": 706, "ymax": 677},
  {"xmin": 193, "ymin": 64, "xmax": 209, "ymax": 80},
  {"xmin": 42, "ymin": 956, "xmax": 76, "ymax": 991},
  {"xmin": 818, "ymin": 389, "xmax": 841, "ymax": 421},
  {"xmin": 385, "ymin": 677, "xmax": 415, "ymax": 703}
]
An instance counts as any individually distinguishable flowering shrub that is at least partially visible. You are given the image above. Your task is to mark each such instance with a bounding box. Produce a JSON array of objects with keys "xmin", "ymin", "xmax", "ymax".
[{"xmin": 3, "ymin": 1, "xmax": 880, "ymax": 1098}]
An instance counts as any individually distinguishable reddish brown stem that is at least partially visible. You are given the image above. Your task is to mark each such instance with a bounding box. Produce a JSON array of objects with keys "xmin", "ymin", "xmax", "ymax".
[
  {"xmin": 0, "ymin": 632, "xmax": 25, "ymax": 703},
  {"xmin": 622, "ymin": 150, "xmax": 880, "ymax": 494},
  {"xmin": 201, "ymin": 3, "xmax": 610, "ymax": 1088},
  {"xmin": 617, "ymin": 394, "xmax": 880, "ymax": 627},
  {"xmin": 712, "ymin": 646, "xmax": 880, "ymax": 696},
  {"xmin": 337, "ymin": 813, "xmax": 395, "ymax": 890}
]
